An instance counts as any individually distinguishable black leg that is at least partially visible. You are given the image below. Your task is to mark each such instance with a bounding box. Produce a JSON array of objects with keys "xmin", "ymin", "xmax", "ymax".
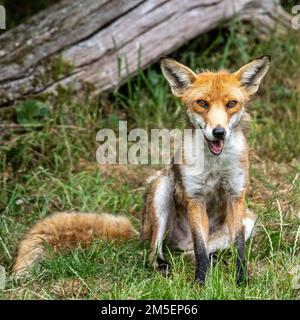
[
  {"xmin": 235, "ymin": 230, "xmax": 247, "ymax": 285},
  {"xmin": 193, "ymin": 234, "xmax": 209, "ymax": 284},
  {"xmin": 187, "ymin": 201, "xmax": 209, "ymax": 284},
  {"xmin": 156, "ymin": 257, "xmax": 171, "ymax": 276}
]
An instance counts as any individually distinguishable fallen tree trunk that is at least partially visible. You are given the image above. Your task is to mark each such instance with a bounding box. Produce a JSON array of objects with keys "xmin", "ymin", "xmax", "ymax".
[{"xmin": 0, "ymin": 0, "xmax": 292, "ymax": 107}]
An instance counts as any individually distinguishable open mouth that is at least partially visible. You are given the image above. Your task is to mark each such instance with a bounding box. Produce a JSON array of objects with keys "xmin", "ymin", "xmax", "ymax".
[{"xmin": 206, "ymin": 138, "xmax": 224, "ymax": 155}]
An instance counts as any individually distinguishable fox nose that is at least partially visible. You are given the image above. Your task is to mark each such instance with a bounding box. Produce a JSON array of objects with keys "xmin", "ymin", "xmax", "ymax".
[{"xmin": 212, "ymin": 127, "xmax": 226, "ymax": 139}]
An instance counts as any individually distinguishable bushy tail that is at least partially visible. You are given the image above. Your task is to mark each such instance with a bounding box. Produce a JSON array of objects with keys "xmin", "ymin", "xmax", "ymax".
[{"xmin": 12, "ymin": 212, "xmax": 138, "ymax": 279}]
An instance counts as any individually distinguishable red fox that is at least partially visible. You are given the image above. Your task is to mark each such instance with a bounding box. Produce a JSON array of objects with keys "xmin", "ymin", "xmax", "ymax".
[{"xmin": 12, "ymin": 56, "xmax": 270, "ymax": 284}]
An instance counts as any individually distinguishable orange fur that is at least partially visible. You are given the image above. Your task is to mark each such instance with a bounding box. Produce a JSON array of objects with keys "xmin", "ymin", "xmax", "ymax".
[
  {"xmin": 181, "ymin": 71, "xmax": 250, "ymax": 129},
  {"xmin": 187, "ymin": 200, "xmax": 209, "ymax": 248},
  {"xmin": 12, "ymin": 212, "xmax": 137, "ymax": 278}
]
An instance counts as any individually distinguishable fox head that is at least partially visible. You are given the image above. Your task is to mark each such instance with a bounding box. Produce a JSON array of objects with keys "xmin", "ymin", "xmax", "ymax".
[{"xmin": 160, "ymin": 56, "xmax": 271, "ymax": 155}]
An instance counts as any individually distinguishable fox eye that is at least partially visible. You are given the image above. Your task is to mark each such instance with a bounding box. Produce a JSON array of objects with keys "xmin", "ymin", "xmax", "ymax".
[
  {"xmin": 196, "ymin": 100, "xmax": 208, "ymax": 109},
  {"xmin": 227, "ymin": 100, "xmax": 237, "ymax": 108}
]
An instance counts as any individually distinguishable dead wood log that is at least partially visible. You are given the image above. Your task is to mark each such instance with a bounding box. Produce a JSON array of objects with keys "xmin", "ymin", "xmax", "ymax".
[{"xmin": 0, "ymin": 0, "xmax": 293, "ymax": 107}]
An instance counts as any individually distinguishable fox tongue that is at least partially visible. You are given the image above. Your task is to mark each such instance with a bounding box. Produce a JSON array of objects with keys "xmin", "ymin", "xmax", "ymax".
[{"xmin": 209, "ymin": 139, "xmax": 224, "ymax": 155}]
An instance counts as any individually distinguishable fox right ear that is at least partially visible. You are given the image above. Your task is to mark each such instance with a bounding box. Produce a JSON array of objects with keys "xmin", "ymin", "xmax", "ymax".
[
  {"xmin": 234, "ymin": 55, "xmax": 271, "ymax": 95},
  {"xmin": 160, "ymin": 57, "xmax": 197, "ymax": 96}
]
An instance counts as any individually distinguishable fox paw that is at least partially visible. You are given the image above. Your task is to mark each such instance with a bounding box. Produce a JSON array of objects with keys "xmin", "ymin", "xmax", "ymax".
[
  {"xmin": 155, "ymin": 258, "xmax": 171, "ymax": 277},
  {"xmin": 236, "ymin": 270, "xmax": 253, "ymax": 285}
]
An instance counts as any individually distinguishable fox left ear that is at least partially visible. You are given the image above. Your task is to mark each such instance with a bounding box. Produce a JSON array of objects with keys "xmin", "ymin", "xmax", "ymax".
[
  {"xmin": 160, "ymin": 57, "xmax": 197, "ymax": 96},
  {"xmin": 234, "ymin": 55, "xmax": 271, "ymax": 95}
]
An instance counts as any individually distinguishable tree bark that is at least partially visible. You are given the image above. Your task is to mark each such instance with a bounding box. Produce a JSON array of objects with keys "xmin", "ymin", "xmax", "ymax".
[{"xmin": 0, "ymin": 0, "xmax": 293, "ymax": 108}]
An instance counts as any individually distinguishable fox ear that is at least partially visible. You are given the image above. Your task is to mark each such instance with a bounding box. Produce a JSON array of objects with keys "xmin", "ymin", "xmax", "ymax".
[
  {"xmin": 234, "ymin": 55, "xmax": 271, "ymax": 95},
  {"xmin": 160, "ymin": 57, "xmax": 197, "ymax": 96}
]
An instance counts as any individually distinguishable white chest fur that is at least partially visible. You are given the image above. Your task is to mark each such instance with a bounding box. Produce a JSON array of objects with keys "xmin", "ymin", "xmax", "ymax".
[{"xmin": 181, "ymin": 129, "xmax": 247, "ymax": 199}]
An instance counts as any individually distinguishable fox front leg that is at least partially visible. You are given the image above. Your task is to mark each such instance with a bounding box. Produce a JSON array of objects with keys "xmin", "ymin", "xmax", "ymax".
[
  {"xmin": 226, "ymin": 196, "xmax": 248, "ymax": 284},
  {"xmin": 234, "ymin": 228, "xmax": 247, "ymax": 284},
  {"xmin": 187, "ymin": 200, "xmax": 210, "ymax": 284}
]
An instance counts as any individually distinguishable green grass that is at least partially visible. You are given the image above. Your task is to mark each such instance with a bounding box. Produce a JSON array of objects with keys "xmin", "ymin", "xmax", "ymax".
[{"xmin": 0, "ymin": 21, "xmax": 300, "ymax": 299}]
